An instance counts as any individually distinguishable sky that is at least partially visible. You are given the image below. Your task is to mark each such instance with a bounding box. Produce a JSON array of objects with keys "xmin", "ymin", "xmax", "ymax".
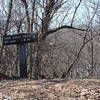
[{"xmin": 0, "ymin": 0, "xmax": 99, "ymax": 29}]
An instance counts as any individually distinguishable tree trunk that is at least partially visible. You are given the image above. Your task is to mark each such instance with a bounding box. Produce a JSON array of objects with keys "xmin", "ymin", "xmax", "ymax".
[{"xmin": 34, "ymin": 40, "xmax": 45, "ymax": 79}]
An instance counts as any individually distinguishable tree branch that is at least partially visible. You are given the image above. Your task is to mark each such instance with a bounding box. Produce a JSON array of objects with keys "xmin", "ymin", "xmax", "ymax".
[
  {"xmin": 41, "ymin": 25, "xmax": 87, "ymax": 40},
  {"xmin": 71, "ymin": 0, "xmax": 82, "ymax": 26},
  {"xmin": 4, "ymin": 0, "xmax": 13, "ymax": 35},
  {"xmin": 61, "ymin": 32, "xmax": 100, "ymax": 78}
]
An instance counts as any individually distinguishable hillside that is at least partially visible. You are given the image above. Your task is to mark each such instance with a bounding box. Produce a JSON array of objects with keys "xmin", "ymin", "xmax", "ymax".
[{"xmin": 0, "ymin": 79, "xmax": 100, "ymax": 100}]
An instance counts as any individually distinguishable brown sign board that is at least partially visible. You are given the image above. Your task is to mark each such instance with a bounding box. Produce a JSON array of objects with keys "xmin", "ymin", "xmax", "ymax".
[{"xmin": 3, "ymin": 33, "xmax": 38, "ymax": 45}]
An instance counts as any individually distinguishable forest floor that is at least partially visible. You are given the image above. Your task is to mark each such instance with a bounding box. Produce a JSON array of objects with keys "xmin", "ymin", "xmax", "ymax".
[{"xmin": 0, "ymin": 78, "xmax": 100, "ymax": 100}]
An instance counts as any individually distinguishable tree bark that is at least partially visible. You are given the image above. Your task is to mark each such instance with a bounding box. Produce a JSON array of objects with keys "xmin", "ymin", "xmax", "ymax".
[{"xmin": 34, "ymin": 40, "xmax": 45, "ymax": 79}]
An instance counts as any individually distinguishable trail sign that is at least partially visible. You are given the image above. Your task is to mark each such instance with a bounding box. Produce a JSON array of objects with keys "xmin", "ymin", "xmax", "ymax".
[
  {"xmin": 3, "ymin": 33, "xmax": 38, "ymax": 45},
  {"xmin": 3, "ymin": 33, "xmax": 38, "ymax": 78}
]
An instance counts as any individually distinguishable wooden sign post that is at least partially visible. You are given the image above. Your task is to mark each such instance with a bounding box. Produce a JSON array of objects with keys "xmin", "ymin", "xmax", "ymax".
[
  {"xmin": 17, "ymin": 44, "xmax": 27, "ymax": 78},
  {"xmin": 3, "ymin": 33, "xmax": 38, "ymax": 78}
]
